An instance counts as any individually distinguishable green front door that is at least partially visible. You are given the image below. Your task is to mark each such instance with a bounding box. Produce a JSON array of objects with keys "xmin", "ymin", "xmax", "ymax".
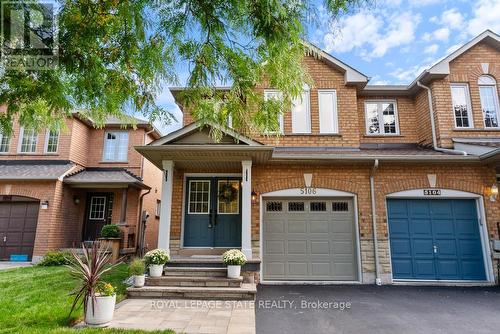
[{"xmin": 183, "ymin": 177, "xmax": 242, "ymax": 247}]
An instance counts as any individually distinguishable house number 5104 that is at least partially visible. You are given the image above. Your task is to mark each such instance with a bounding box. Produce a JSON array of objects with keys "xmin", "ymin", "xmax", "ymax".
[{"xmin": 300, "ymin": 187, "xmax": 317, "ymax": 195}]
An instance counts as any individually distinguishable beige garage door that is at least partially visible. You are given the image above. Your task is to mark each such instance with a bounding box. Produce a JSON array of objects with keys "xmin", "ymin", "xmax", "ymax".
[{"xmin": 263, "ymin": 198, "xmax": 358, "ymax": 281}]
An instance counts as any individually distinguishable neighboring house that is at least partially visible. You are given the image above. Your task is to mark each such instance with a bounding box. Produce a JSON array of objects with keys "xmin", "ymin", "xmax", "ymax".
[
  {"xmin": 0, "ymin": 114, "xmax": 162, "ymax": 262},
  {"xmin": 138, "ymin": 29, "xmax": 500, "ymax": 285}
]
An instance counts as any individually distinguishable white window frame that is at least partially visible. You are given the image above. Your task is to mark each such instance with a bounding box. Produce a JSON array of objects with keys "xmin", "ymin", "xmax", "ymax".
[
  {"xmin": 318, "ymin": 89, "xmax": 339, "ymax": 134},
  {"xmin": 364, "ymin": 100, "xmax": 400, "ymax": 135},
  {"xmin": 17, "ymin": 127, "xmax": 38, "ymax": 153},
  {"xmin": 263, "ymin": 90, "xmax": 284, "ymax": 134},
  {"xmin": 102, "ymin": 131, "xmax": 129, "ymax": 162},
  {"xmin": 0, "ymin": 133, "xmax": 10, "ymax": 154},
  {"xmin": 88, "ymin": 196, "xmax": 106, "ymax": 220},
  {"xmin": 450, "ymin": 83, "xmax": 474, "ymax": 129},
  {"xmin": 44, "ymin": 129, "xmax": 60, "ymax": 154},
  {"xmin": 187, "ymin": 180, "xmax": 211, "ymax": 215},
  {"xmin": 291, "ymin": 87, "xmax": 311, "ymax": 134},
  {"xmin": 478, "ymin": 75, "xmax": 500, "ymax": 129},
  {"xmin": 217, "ymin": 180, "xmax": 240, "ymax": 215}
]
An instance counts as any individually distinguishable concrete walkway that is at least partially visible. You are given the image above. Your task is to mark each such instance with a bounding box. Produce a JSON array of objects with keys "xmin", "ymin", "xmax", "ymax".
[
  {"xmin": 109, "ymin": 299, "xmax": 255, "ymax": 334},
  {"xmin": 0, "ymin": 261, "xmax": 32, "ymax": 270}
]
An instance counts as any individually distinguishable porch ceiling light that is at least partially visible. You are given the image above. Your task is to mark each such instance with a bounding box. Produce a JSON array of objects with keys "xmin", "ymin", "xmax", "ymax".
[{"xmin": 73, "ymin": 196, "xmax": 80, "ymax": 204}]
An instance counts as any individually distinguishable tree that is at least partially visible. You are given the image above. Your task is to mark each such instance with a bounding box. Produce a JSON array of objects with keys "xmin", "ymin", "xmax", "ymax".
[{"xmin": 0, "ymin": 0, "xmax": 365, "ymax": 136}]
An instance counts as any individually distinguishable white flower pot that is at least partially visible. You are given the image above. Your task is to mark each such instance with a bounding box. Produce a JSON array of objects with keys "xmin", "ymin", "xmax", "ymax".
[
  {"xmin": 149, "ymin": 264, "xmax": 164, "ymax": 277},
  {"xmin": 227, "ymin": 265, "xmax": 241, "ymax": 278},
  {"xmin": 134, "ymin": 275, "xmax": 145, "ymax": 287},
  {"xmin": 85, "ymin": 294, "xmax": 116, "ymax": 327}
]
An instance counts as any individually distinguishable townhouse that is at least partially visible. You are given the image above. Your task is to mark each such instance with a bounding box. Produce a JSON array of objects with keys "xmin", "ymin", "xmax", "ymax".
[
  {"xmin": 136, "ymin": 30, "xmax": 500, "ymax": 285},
  {"xmin": 0, "ymin": 114, "xmax": 162, "ymax": 262}
]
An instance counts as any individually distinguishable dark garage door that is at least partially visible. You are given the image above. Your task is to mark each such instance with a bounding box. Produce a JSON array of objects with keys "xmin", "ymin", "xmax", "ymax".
[
  {"xmin": 387, "ymin": 199, "xmax": 486, "ymax": 281},
  {"xmin": 0, "ymin": 199, "xmax": 39, "ymax": 261}
]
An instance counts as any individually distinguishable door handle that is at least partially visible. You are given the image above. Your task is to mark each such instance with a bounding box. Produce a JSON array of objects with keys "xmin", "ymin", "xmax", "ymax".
[
  {"xmin": 3, "ymin": 236, "xmax": 6, "ymax": 243},
  {"xmin": 433, "ymin": 245, "xmax": 438, "ymax": 254},
  {"xmin": 208, "ymin": 209, "xmax": 213, "ymax": 228}
]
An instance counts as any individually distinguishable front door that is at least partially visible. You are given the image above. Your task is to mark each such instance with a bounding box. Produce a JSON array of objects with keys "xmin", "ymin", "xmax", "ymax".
[
  {"xmin": 184, "ymin": 177, "xmax": 242, "ymax": 247},
  {"xmin": 83, "ymin": 193, "xmax": 112, "ymax": 241}
]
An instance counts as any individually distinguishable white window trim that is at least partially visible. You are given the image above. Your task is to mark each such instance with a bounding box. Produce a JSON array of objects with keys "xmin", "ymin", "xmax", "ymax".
[
  {"xmin": 364, "ymin": 100, "xmax": 400, "ymax": 136},
  {"xmin": 187, "ymin": 180, "xmax": 211, "ymax": 215},
  {"xmin": 450, "ymin": 83, "xmax": 474, "ymax": 129},
  {"xmin": 0, "ymin": 133, "xmax": 10, "ymax": 154},
  {"xmin": 44, "ymin": 129, "xmax": 60, "ymax": 154},
  {"xmin": 291, "ymin": 89, "xmax": 311, "ymax": 134},
  {"xmin": 17, "ymin": 127, "xmax": 37, "ymax": 154},
  {"xmin": 88, "ymin": 196, "xmax": 106, "ymax": 220},
  {"xmin": 478, "ymin": 77, "xmax": 500, "ymax": 129},
  {"xmin": 263, "ymin": 89, "xmax": 284, "ymax": 134},
  {"xmin": 102, "ymin": 130, "xmax": 129, "ymax": 162},
  {"xmin": 318, "ymin": 89, "xmax": 339, "ymax": 134},
  {"xmin": 217, "ymin": 180, "xmax": 240, "ymax": 215}
]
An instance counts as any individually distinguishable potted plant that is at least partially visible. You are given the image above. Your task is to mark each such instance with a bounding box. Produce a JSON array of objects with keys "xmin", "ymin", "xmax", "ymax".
[
  {"xmin": 99, "ymin": 225, "xmax": 121, "ymax": 263},
  {"xmin": 222, "ymin": 249, "xmax": 247, "ymax": 279},
  {"xmin": 67, "ymin": 242, "xmax": 118, "ymax": 327},
  {"xmin": 144, "ymin": 249, "xmax": 169, "ymax": 277},
  {"xmin": 129, "ymin": 258, "xmax": 146, "ymax": 288}
]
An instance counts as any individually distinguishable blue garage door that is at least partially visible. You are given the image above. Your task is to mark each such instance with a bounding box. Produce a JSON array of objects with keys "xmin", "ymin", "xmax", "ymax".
[{"xmin": 387, "ymin": 199, "xmax": 486, "ymax": 280}]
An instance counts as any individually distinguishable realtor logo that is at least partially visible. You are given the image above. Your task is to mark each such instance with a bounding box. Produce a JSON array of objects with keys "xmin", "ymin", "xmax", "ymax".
[{"xmin": 1, "ymin": 1, "xmax": 58, "ymax": 70}]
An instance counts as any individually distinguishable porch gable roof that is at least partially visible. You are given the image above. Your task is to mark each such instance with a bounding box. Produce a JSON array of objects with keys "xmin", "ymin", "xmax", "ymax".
[{"xmin": 63, "ymin": 168, "xmax": 150, "ymax": 189}]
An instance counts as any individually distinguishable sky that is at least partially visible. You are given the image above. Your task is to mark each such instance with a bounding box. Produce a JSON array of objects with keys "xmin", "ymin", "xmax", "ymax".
[{"xmin": 153, "ymin": 0, "xmax": 500, "ymax": 135}]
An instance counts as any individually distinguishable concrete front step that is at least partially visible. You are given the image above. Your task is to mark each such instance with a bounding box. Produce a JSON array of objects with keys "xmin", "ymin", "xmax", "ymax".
[
  {"xmin": 127, "ymin": 283, "xmax": 257, "ymax": 300},
  {"xmin": 163, "ymin": 266, "xmax": 227, "ymax": 277},
  {"xmin": 146, "ymin": 275, "xmax": 243, "ymax": 287}
]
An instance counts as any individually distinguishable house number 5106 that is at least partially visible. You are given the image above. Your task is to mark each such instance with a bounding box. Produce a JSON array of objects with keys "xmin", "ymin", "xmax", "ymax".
[{"xmin": 300, "ymin": 187, "xmax": 317, "ymax": 195}]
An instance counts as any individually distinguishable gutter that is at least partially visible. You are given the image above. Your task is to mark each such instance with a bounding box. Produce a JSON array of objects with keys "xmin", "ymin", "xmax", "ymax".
[
  {"xmin": 137, "ymin": 188, "xmax": 151, "ymax": 257},
  {"xmin": 417, "ymin": 81, "xmax": 467, "ymax": 156},
  {"xmin": 370, "ymin": 159, "xmax": 381, "ymax": 285}
]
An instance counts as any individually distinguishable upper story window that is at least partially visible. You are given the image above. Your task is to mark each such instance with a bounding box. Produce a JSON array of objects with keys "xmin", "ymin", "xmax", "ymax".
[
  {"xmin": 103, "ymin": 131, "xmax": 128, "ymax": 162},
  {"xmin": 263, "ymin": 90, "xmax": 284, "ymax": 134},
  {"xmin": 44, "ymin": 129, "xmax": 59, "ymax": 153},
  {"xmin": 0, "ymin": 132, "xmax": 10, "ymax": 153},
  {"xmin": 478, "ymin": 75, "xmax": 500, "ymax": 128},
  {"xmin": 291, "ymin": 85, "xmax": 311, "ymax": 134},
  {"xmin": 18, "ymin": 128, "xmax": 37, "ymax": 153},
  {"xmin": 318, "ymin": 89, "xmax": 338, "ymax": 134},
  {"xmin": 365, "ymin": 101, "xmax": 399, "ymax": 135},
  {"xmin": 450, "ymin": 83, "xmax": 473, "ymax": 128}
]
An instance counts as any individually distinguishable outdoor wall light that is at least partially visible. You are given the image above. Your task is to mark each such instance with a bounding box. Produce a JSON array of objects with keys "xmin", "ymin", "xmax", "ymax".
[
  {"xmin": 41, "ymin": 200, "xmax": 49, "ymax": 210},
  {"xmin": 489, "ymin": 184, "xmax": 499, "ymax": 202},
  {"xmin": 251, "ymin": 191, "xmax": 258, "ymax": 203},
  {"xmin": 73, "ymin": 196, "xmax": 80, "ymax": 204}
]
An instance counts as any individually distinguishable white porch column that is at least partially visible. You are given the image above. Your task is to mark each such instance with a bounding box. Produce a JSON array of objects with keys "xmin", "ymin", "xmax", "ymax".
[
  {"xmin": 241, "ymin": 160, "xmax": 252, "ymax": 259},
  {"xmin": 158, "ymin": 160, "xmax": 174, "ymax": 252}
]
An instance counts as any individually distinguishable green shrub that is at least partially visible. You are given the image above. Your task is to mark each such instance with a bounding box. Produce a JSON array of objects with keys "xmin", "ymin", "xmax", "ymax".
[
  {"xmin": 38, "ymin": 251, "xmax": 72, "ymax": 266},
  {"xmin": 100, "ymin": 224, "xmax": 121, "ymax": 238},
  {"xmin": 129, "ymin": 258, "xmax": 146, "ymax": 276}
]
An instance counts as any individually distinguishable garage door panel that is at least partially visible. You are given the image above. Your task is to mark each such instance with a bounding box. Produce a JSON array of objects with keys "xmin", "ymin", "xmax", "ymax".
[
  {"xmin": 388, "ymin": 199, "xmax": 486, "ymax": 281},
  {"xmin": 265, "ymin": 240, "xmax": 285, "ymax": 255},
  {"xmin": 263, "ymin": 198, "xmax": 358, "ymax": 281},
  {"xmin": 389, "ymin": 219, "xmax": 410, "ymax": 237},
  {"xmin": 310, "ymin": 241, "xmax": 330, "ymax": 255},
  {"xmin": 390, "ymin": 239, "xmax": 411, "ymax": 256},
  {"xmin": 288, "ymin": 262, "xmax": 308, "ymax": 276},
  {"xmin": 288, "ymin": 240, "xmax": 307, "ymax": 254},
  {"xmin": 266, "ymin": 219, "xmax": 285, "ymax": 233},
  {"xmin": 288, "ymin": 220, "xmax": 307, "ymax": 233},
  {"xmin": 309, "ymin": 220, "xmax": 329, "ymax": 233}
]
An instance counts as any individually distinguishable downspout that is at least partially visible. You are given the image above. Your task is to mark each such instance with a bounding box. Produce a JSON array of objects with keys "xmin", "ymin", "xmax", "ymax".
[
  {"xmin": 370, "ymin": 159, "xmax": 381, "ymax": 285},
  {"xmin": 136, "ymin": 188, "xmax": 151, "ymax": 256},
  {"xmin": 417, "ymin": 81, "xmax": 467, "ymax": 155}
]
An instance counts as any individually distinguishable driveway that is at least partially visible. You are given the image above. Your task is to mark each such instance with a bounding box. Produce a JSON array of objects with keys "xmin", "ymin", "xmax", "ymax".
[{"xmin": 256, "ymin": 285, "xmax": 500, "ymax": 334}]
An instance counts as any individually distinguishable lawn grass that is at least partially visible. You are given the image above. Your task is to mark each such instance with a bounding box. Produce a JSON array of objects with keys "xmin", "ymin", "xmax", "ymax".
[{"xmin": 0, "ymin": 264, "xmax": 174, "ymax": 334}]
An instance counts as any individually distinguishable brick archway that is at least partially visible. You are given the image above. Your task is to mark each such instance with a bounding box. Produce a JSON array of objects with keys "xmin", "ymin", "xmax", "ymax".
[{"xmin": 255, "ymin": 176, "xmax": 362, "ymax": 195}]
